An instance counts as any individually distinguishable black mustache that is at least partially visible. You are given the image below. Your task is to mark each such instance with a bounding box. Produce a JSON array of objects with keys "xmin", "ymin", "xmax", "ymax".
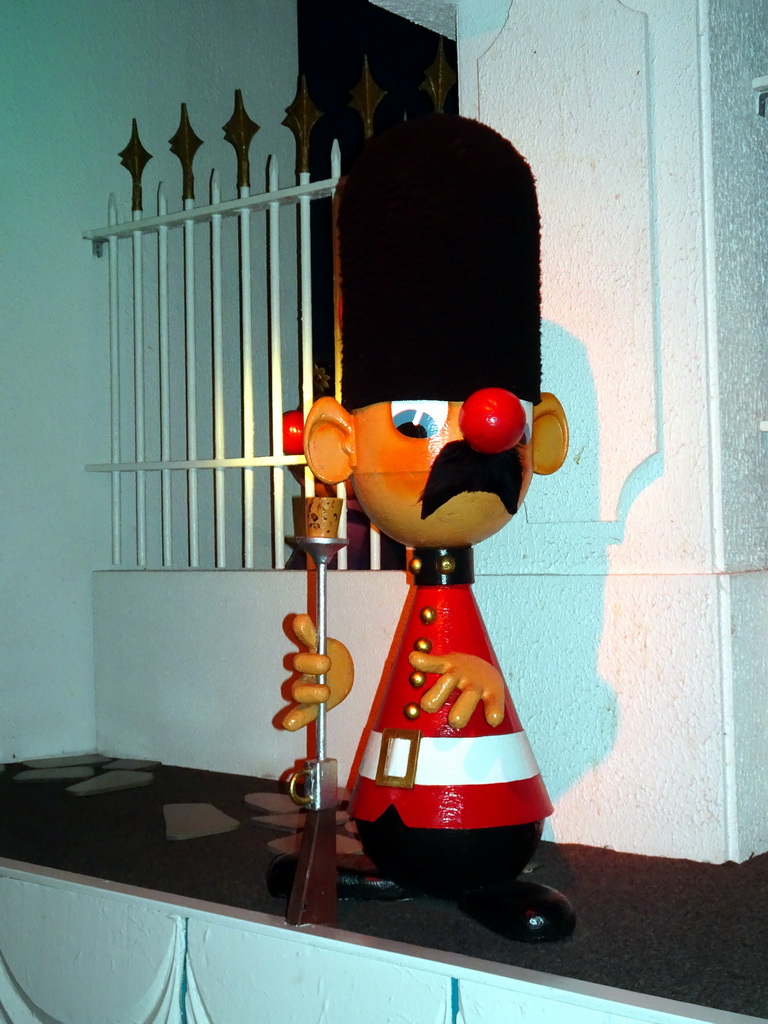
[{"xmin": 420, "ymin": 440, "xmax": 524, "ymax": 519}]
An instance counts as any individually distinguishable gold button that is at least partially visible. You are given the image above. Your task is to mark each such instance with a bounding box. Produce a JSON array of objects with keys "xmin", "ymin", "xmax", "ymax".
[
  {"xmin": 419, "ymin": 606, "xmax": 436, "ymax": 625},
  {"xmin": 438, "ymin": 555, "xmax": 455, "ymax": 574},
  {"xmin": 414, "ymin": 637, "xmax": 432, "ymax": 653},
  {"xmin": 408, "ymin": 557, "xmax": 422, "ymax": 574},
  {"xmin": 404, "ymin": 702, "xmax": 421, "ymax": 720},
  {"xmin": 409, "ymin": 671, "xmax": 426, "ymax": 688}
]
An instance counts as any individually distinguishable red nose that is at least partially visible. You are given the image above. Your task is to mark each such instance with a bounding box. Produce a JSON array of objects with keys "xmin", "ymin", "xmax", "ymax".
[
  {"xmin": 458, "ymin": 388, "xmax": 526, "ymax": 454},
  {"xmin": 282, "ymin": 409, "xmax": 305, "ymax": 456}
]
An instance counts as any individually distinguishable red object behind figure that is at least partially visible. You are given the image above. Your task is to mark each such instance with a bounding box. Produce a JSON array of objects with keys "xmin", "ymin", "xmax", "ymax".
[
  {"xmin": 459, "ymin": 388, "xmax": 526, "ymax": 454},
  {"xmin": 283, "ymin": 409, "xmax": 305, "ymax": 456}
]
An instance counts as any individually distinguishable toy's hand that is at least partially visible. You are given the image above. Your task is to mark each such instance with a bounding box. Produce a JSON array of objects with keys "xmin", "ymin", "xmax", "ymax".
[
  {"xmin": 282, "ymin": 614, "xmax": 354, "ymax": 731},
  {"xmin": 408, "ymin": 651, "xmax": 505, "ymax": 728}
]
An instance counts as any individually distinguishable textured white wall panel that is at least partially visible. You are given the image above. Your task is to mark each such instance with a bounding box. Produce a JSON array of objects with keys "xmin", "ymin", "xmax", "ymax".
[
  {"xmin": 0, "ymin": 876, "xmax": 183, "ymax": 1024},
  {"xmin": 458, "ymin": 978, "xmax": 611, "ymax": 1024},
  {"xmin": 2, "ymin": 861, "xmax": 759, "ymax": 1024},
  {"xmin": 185, "ymin": 920, "xmax": 449, "ymax": 1024}
]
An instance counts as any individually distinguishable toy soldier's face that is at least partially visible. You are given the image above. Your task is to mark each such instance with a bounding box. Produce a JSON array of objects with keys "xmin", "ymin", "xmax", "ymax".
[
  {"xmin": 351, "ymin": 400, "xmax": 533, "ymax": 548},
  {"xmin": 304, "ymin": 392, "xmax": 567, "ymax": 551}
]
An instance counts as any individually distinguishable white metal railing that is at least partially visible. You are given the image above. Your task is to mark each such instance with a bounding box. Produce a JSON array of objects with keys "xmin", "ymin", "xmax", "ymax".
[
  {"xmin": 85, "ymin": 43, "xmax": 457, "ymax": 572},
  {"xmin": 85, "ymin": 97, "xmax": 344, "ymax": 570}
]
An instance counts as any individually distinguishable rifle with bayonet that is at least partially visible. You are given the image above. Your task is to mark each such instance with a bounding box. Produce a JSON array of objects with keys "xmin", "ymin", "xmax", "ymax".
[{"xmin": 285, "ymin": 497, "xmax": 348, "ymax": 926}]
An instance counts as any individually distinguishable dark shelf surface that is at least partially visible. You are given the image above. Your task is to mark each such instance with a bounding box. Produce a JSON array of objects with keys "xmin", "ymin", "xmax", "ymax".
[{"xmin": 2, "ymin": 762, "xmax": 766, "ymax": 1019}]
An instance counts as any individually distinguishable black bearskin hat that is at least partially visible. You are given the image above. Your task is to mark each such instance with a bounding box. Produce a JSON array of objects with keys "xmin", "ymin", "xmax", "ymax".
[{"xmin": 338, "ymin": 114, "xmax": 542, "ymax": 410}]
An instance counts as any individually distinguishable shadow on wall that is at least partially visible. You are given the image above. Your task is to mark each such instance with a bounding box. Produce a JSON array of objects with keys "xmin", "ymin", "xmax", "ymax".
[{"xmin": 477, "ymin": 322, "xmax": 635, "ymax": 819}]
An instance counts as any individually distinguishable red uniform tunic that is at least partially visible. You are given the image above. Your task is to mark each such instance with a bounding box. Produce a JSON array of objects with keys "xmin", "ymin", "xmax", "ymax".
[{"xmin": 349, "ymin": 574, "xmax": 552, "ymax": 831}]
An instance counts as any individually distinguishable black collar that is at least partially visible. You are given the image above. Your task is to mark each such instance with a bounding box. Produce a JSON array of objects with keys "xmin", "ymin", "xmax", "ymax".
[{"xmin": 408, "ymin": 546, "xmax": 474, "ymax": 586}]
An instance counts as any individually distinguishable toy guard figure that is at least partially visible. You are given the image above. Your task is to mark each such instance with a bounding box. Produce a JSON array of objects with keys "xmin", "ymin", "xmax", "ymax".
[{"xmin": 278, "ymin": 115, "xmax": 574, "ymax": 941}]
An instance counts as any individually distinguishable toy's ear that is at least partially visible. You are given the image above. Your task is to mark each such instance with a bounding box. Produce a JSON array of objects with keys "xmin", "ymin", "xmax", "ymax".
[
  {"xmin": 532, "ymin": 393, "xmax": 568, "ymax": 475},
  {"xmin": 304, "ymin": 397, "xmax": 356, "ymax": 484}
]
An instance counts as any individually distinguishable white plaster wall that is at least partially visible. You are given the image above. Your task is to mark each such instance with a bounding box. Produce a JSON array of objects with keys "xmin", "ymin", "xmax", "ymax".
[
  {"xmin": 0, "ymin": 1, "xmax": 298, "ymax": 763},
  {"xmin": 544, "ymin": 574, "xmax": 725, "ymax": 861},
  {"xmin": 94, "ymin": 571, "xmax": 406, "ymax": 780},
  {"xmin": 708, "ymin": 0, "xmax": 768, "ymax": 573},
  {"xmin": 459, "ymin": 0, "xmax": 716, "ymax": 578},
  {"xmin": 729, "ymin": 570, "xmax": 768, "ymax": 862},
  {"xmin": 708, "ymin": 8, "xmax": 768, "ymax": 865},
  {"xmin": 372, "ymin": 0, "xmax": 457, "ymax": 37}
]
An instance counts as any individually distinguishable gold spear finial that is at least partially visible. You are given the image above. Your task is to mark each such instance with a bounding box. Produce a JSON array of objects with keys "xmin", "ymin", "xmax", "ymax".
[
  {"xmin": 283, "ymin": 76, "xmax": 323, "ymax": 177},
  {"xmin": 169, "ymin": 103, "xmax": 203, "ymax": 202},
  {"xmin": 222, "ymin": 90, "xmax": 260, "ymax": 190},
  {"xmin": 349, "ymin": 56, "xmax": 387, "ymax": 140},
  {"xmin": 118, "ymin": 119, "xmax": 153, "ymax": 213},
  {"xmin": 420, "ymin": 38, "xmax": 457, "ymax": 114}
]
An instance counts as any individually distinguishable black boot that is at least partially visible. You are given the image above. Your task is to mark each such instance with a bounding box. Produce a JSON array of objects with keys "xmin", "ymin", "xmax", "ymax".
[
  {"xmin": 267, "ymin": 852, "xmax": 414, "ymax": 901},
  {"xmin": 459, "ymin": 880, "xmax": 576, "ymax": 943}
]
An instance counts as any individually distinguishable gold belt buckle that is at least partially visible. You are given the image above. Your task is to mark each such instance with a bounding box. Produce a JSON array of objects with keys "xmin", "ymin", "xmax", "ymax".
[{"xmin": 375, "ymin": 728, "xmax": 421, "ymax": 789}]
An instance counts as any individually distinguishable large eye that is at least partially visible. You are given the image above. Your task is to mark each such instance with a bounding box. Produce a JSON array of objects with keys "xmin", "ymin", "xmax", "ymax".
[
  {"xmin": 522, "ymin": 402, "xmax": 533, "ymax": 445},
  {"xmin": 391, "ymin": 401, "xmax": 449, "ymax": 439}
]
